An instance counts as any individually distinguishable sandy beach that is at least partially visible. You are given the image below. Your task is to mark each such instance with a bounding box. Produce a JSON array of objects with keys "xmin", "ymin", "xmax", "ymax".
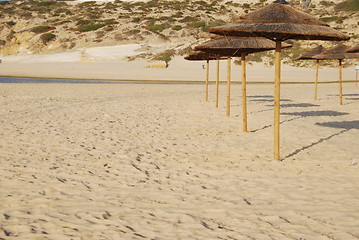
[
  {"xmin": 0, "ymin": 79, "xmax": 358, "ymax": 239},
  {"xmin": 0, "ymin": 57, "xmax": 357, "ymax": 83}
]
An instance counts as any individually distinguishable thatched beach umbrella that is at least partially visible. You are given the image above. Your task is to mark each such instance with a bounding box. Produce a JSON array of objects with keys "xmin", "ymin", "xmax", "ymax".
[
  {"xmin": 345, "ymin": 44, "xmax": 359, "ymax": 84},
  {"xmin": 185, "ymin": 50, "xmax": 227, "ymax": 107},
  {"xmin": 346, "ymin": 44, "xmax": 359, "ymax": 53},
  {"xmin": 209, "ymin": 0, "xmax": 349, "ymax": 160},
  {"xmin": 195, "ymin": 36, "xmax": 291, "ymax": 131},
  {"xmin": 314, "ymin": 44, "xmax": 359, "ymax": 105},
  {"xmin": 296, "ymin": 45, "xmax": 326, "ymax": 100},
  {"xmin": 184, "ymin": 51, "xmax": 224, "ymax": 102}
]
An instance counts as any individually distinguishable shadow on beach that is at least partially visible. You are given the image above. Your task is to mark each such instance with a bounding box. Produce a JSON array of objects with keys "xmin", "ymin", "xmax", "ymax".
[
  {"xmin": 266, "ymin": 103, "xmax": 320, "ymax": 108},
  {"xmin": 251, "ymin": 110, "xmax": 349, "ymax": 133},
  {"xmin": 316, "ymin": 120, "xmax": 359, "ymax": 130},
  {"xmin": 281, "ymin": 110, "xmax": 349, "ymax": 117},
  {"xmin": 249, "ymin": 98, "xmax": 292, "ymax": 103},
  {"xmin": 283, "ymin": 120, "xmax": 359, "ymax": 160}
]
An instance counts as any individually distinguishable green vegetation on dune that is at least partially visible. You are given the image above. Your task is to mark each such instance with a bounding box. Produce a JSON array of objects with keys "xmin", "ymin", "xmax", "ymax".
[
  {"xmin": 31, "ymin": 26, "xmax": 52, "ymax": 34},
  {"xmin": 0, "ymin": 0, "xmax": 357, "ymax": 66},
  {"xmin": 335, "ymin": 0, "xmax": 359, "ymax": 11},
  {"xmin": 40, "ymin": 33, "xmax": 56, "ymax": 44},
  {"xmin": 148, "ymin": 24, "xmax": 166, "ymax": 32},
  {"xmin": 77, "ymin": 24, "xmax": 105, "ymax": 32}
]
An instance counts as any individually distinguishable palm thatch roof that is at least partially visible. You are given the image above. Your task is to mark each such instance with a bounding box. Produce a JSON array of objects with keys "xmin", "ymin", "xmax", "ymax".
[
  {"xmin": 209, "ymin": 2, "xmax": 350, "ymax": 41},
  {"xmin": 314, "ymin": 44, "xmax": 359, "ymax": 60},
  {"xmin": 194, "ymin": 36, "xmax": 291, "ymax": 57},
  {"xmin": 184, "ymin": 50, "xmax": 225, "ymax": 61},
  {"xmin": 296, "ymin": 45, "xmax": 326, "ymax": 60},
  {"xmin": 346, "ymin": 44, "xmax": 359, "ymax": 53}
]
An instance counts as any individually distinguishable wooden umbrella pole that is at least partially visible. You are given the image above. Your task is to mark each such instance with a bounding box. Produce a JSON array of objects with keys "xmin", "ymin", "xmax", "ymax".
[
  {"xmin": 339, "ymin": 59, "xmax": 343, "ymax": 105},
  {"xmin": 216, "ymin": 59, "xmax": 220, "ymax": 108},
  {"xmin": 226, "ymin": 58, "xmax": 231, "ymax": 117},
  {"xmin": 274, "ymin": 41, "xmax": 281, "ymax": 161},
  {"xmin": 241, "ymin": 53, "xmax": 248, "ymax": 132},
  {"xmin": 315, "ymin": 59, "xmax": 319, "ymax": 100},
  {"xmin": 205, "ymin": 60, "xmax": 209, "ymax": 102}
]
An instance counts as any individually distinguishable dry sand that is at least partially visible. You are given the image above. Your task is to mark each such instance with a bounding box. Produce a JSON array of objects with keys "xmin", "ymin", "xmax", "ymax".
[
  {"xmin": 0, "ymin": 56, "xmax": 357, "ymax": 82},
  {"xmin": 0, "ymin": 79, "xmax": 358, "ymax": 239}
]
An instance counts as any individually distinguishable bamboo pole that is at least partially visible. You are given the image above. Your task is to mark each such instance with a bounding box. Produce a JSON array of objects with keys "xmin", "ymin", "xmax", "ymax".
[
  {"xmin": 314, "ymin": 59, "xmax": 319, "ymax": 100},
  {"xmin": 241, "ymin": 53, "xmax": 248, "ymax": 132},
  {"xmin": 205, "ymin": 60, "xmax": 209, "ymax": 102},
  {"xmin": 226, "ymin": 58, "xmax": 231, "ymax": 117},
  {"xmin": 274, "ymin": 41, "xmax": 281, "ymax": 161},
  {"xmin": 216, "ymin": 59, "xmax": 220, "ymax": 108},
  {"xmin": 339, "ymin": 59, "xmax": 343, "ymax": 105}
]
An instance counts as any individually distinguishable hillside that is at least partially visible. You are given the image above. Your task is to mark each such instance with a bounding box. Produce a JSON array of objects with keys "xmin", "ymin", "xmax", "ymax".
[{"xmin": 0, "ymin": 0, "xmax": 358, "ymax": 66}]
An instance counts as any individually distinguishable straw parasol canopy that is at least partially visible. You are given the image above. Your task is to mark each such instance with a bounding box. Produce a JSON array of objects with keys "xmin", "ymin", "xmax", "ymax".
[
  {"xmin": 314, "ymin": 44, "xmax": 359, "ymax": 60},
  {"xmin": 184, "ymin": 51, "xmax": 226, "ymax": 102},
  {"xmin": 313, "ymin": 44, "xmax": 359, "ymax": 105},
  {"xmin": 195, "ymin": 36, "xmax": 291, "ymax": 56},
  {"xmin": 296, "ymin": 45, "xmax": 327, "ymax": 100},
  {"xmin": 184, "ymin": 50, "xmax": 223, "ymax": 61},
  {"xmin": 195, "ymin": 36, "xmax": 291, "ymax": 130},
  {"xmin": 296, "ymin": 45, "xmax": 326, "ymax": 60},
  {"xmin": 208, "ymin": 0, "xmax": 350, "ymax": 160},
  {"xmin": 185, "ymin": 48, "xmax": 229, "ymax": 110},
  {"xmin": 346, "ymin": 44, "xmax": 359, "ymax": 53},
  {"xmin": 209, "ymin": 1, "xmax": 350, "ymax": 41}
]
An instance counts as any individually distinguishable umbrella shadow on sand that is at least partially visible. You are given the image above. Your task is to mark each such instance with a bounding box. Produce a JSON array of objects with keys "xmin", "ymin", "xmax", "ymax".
[
  {"xmin": 281, "ymin": 110, "xmax": 349, "ymax": 117},
  {"xmin": 249, "ymin": 99, "xmax": 292, "ymax": 103},
  {"xmin": 316, "ymin": 120, "xmax": 359, "ymax": 130},
  {"xmin": 327, "ymin": 93, "xmax": 359, "ymax": 97},
  {"xmin": 250, "ymin": 109, "xmax": 341, "ymax": 133},
  {"xmin": 266, "ymin": 103, "xmax": 320, "ymax": 108},
  {"xmin": 247, "ymin": 95, "xmax": 273, "ymax": 99},
  {"xmin": 242, "ymin": 98, "xmax": 293, "ymax": 116},
  {"xmin": 283, "ymin": 118, "xmax": 357, "ymax": 160},
  {"xmin": 326, "ymin": 93, "xmax": 359, "ymax": 104}
]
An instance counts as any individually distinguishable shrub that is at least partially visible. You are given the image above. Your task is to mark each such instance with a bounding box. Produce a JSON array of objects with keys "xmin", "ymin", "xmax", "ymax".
[
  {"xmin": 242, "ymin": 3, "xmax": 251, "ymax": 8},
  {"xmin": 335, "ymin": 0, "xmax": 359, "ymax": 11},
  {"xmin": 153, "ymin": 49, "xmax": 175, "ymax": 64},
  {"xmin": 105, "ymin": 25, "xmax": 114, "ymax": 31},
  {"xmin": 40, "ymin": 33, "xmax": 56, "ymax": 44},
  {"xmin": 77, "ymin": 19, "xmax": 91, "ymax": 26},
  {"xmin": 179, "ymin": 16, "xmax": 199, "ymax": 23},
  {"xmin": 6, "ymin": 21, "xmax": 16, "ymax": 26},
  {"xmin": 104, "ymin": 19, "xmax": 118, "ymax": 25},
  {"xmin": 148, "ymin": 24, "xmax": 165, "ymax": 32},
  {"xmin": 36, "ymin": 1, "xmax": 56, "ymax": 7},
  {"xmin": 77, "ymin": 23, "xmax": 105, "ymax": 32},
  {"xmin": 319, "ymin": 0, "xmax": 331, "ymax": 6},
  {"xmin": 126, "ymin": 29, "xmax": 141, "ymax": 35},
  {"xmin": 55, "ymin": 8, "xmax": 72, "ymax": 16},
  {"xmin": 187, "ymin": 21, "xmax": 206, "ymax": 28},
  {"xmin": 172, "ymin": 12, "xmax": 183, "ymax": 18},
  {"xmin": 172, "ymin": 25, "xmax": 182, "ymax": 31},
  {"xmin": 21, "ymin": 12, "xmax": 33, "ymax": 19},
  {"xmin": 319, "ymin": 16, "xmax": 347, "ymax": 23},
  {"xmin": 319, "ymin": 16, "xmax": 339, "ymax": 22},
  {"xmin": 132, "ymin": 17, "xmax": 141, "ymax": 23},
  {"xmin": 31, "ymin": 26, "xmax": 52, "ymax": 34}
]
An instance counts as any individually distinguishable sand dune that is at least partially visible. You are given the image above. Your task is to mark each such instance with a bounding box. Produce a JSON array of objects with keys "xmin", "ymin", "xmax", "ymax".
[{"xmin": 0, "ymin": 82, "xmax": 358, "ymax": 239}]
